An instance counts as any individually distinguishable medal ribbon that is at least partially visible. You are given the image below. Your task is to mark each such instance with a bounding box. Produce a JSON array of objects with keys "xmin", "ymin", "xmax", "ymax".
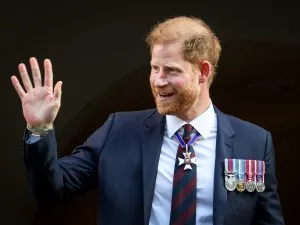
[
  {"xmin": 241, "ymin": 159, "xmax": 246, "ymax": 182},
  {"xmin": 225, "ymin": 158, "xmax": 236, "ymax": 174},
  {"xmin": 256, "ymin": 160, "xmax": 265, "ymax": 183},
  {"xmin": 175, "ymin": 130, "xmax": 200, "ymax": 148},
  {"xmin": 237, "ymin": 159, "xmax": 246, "ymax": 182},
  {"xmin": 235, "ymin": 159, "xmax": 239, "ymax": 180},
  {"xmin": 246, "ymin": 160, "xmax": 255, "ymax": 183}
]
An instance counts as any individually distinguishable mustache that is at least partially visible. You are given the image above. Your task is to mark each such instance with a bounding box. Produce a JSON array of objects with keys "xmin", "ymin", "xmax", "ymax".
[{"xmin": 152, "ymin": 87, "xmax": 176, "ymax": 93}]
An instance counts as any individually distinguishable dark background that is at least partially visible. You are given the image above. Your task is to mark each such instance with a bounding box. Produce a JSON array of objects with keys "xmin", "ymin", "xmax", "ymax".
[{"xmin": 1, "ymin": 1, "xmax": 299, "ymax": 224}]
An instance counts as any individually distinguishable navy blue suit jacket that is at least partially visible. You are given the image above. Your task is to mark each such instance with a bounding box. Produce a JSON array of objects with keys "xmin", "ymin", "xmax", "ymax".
[{"xmin": 23, "ymin": 107, "xmax": 285, "ymax": 225}]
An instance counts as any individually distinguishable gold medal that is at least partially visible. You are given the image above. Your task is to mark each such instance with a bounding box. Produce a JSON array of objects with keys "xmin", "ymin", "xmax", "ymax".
[
  {"xmin": 236, "ymin": 159, "xmax": 246, "ymax": 192},
  {"xmin": 236, "ymin": 180, "xmax": 245, "ymax": 192}
]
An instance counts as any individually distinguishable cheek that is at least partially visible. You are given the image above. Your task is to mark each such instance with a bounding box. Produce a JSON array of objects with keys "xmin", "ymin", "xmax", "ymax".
[
  {"xmin": 149, "ymin": 74, "xmax": 154, "ymax": 85},
  {"xmin": 172, "ymin": 78, "xmax": 185, "ymax": 89}
]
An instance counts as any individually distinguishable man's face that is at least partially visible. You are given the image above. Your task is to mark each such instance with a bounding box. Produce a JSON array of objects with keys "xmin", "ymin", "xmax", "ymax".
[{"xmin": 150, "ymin": 41, "xmax": 200, "ymax": 117}]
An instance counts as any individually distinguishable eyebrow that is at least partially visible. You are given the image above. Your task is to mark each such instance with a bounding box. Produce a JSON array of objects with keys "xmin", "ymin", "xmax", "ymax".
[
  {"xmin": 167, "ymin": 64, "xmax": 181, "ymax": 69},
  {"xmin": 164, "ymin": 65, "xmax": 183, "ymax": 71},
  {"xmin": 150, "ymin": 62, "xmax": 182, "ymax": 70}
]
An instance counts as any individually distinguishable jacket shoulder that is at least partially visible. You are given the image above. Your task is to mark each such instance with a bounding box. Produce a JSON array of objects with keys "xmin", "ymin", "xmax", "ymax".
[
  {"xmin": 106, "ymin": 109, "xmax": 159, "ymax": 128},
  {"xmin": 114, "ymin": 108, "xmax": 157, "ymax": 120},
  {"xmin": 225, "ymin": 113, "xmax": 270, "ymax": 137}
]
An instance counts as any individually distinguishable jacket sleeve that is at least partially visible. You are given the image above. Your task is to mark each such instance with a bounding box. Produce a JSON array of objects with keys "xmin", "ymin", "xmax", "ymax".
[
  {"xmin": 23, "ymin": 113, "xmax": 115, "ymax": 203},
  {"xmin": 252, "ymin": 131, "xmax": 285, "ymax": 225}
]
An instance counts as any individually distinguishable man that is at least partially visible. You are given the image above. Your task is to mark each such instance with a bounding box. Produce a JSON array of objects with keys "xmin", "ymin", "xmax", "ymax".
[{"xmin": 11, "ymin": 16, "xmax": 285, "ymax": 225}]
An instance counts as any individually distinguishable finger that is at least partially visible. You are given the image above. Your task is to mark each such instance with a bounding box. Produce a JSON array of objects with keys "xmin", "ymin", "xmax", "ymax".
[
  {"xmin": 18, "ymin": 63, "xmax": 33, "ymax": 92},
  {"xmin": 44, "ymin": 59, "xmax": 53, "ymax": 89},
  {"xmin": 54, "ymin": 81, "xmax": 62, "ymax": 104},
  {"xmin": 11, "ymin": 75, "xmax": 26, "ymax": 99},
  {"xmin": 29, "ymin": 57, "xmax": 42, "ymax": 87}
]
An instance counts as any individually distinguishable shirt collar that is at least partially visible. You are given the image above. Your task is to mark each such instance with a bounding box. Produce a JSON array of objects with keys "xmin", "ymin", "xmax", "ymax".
[{"xmin": 166, "ymin": 101, "xmax": 216, "ymax": 139}]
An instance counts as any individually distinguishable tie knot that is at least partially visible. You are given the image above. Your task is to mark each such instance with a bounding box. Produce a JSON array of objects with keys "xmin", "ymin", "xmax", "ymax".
[{"xmin": 183, "ymin": 124, "xmax": 194, "ymax": 140}]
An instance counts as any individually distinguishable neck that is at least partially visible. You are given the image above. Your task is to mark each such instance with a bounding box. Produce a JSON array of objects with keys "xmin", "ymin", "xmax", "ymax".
[{"xmin": 177, "ymin": 89, "xmax": 211, "ymax": 122}]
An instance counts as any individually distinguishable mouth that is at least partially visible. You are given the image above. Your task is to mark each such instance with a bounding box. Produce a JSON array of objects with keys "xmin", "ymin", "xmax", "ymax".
[{"xmin": 157, "ymin": 92, "xmax": 175, "ymax": 101}]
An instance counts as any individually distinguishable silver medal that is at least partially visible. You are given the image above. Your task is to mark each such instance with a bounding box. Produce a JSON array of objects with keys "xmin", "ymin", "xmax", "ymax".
[
  {"xmin": 245, "ymin": 180, "xmax": 256, "ymax": 192},
  {"xmin": 256, "ymin": 181, "xmax": 265, "ymax": 192},
  {"xmin": 255, "ymin": 160, "xmax": 265, "ymax": 193},
  {"xmin": 225, "ymin": 172, "xmax": 236, "ymax": 191}
]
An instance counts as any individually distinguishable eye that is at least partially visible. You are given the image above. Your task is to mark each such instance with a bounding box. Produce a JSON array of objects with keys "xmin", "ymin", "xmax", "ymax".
[
  {"xmin": 151, "ymin": 65, "xmax": 160, "ymax": 73},
  {"xmin": 165, "ymin": 67, "xmax": 179, "ymax": 74},
  {"xmin": 167, "ymin": 68, "xmax": 174, "ymax": 72}
]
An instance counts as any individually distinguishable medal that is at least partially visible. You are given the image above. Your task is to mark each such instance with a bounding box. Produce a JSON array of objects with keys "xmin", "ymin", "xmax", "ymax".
[
  {"xmin": 224, "ymin": 158, "xmax": 236, "ymax": 191},
  {"xmin": 178, "ymin": 145, "xmax": 196, "ymax": 170},
  {"xmin": 236, "ymin": 159, "xmax": 246, "ymax": 192},
  {"xmin": 255, "ymin": 160, "xmax": 265, "ymax": 192},
  {"xmin": 245, "ymin": 160, "xmax": 256, "ymax": 192},
  {"xmin": 246, "ymin": 180, "xmax": 256, "ymax": 192},
  {"xmin": 175, "ymin": 128, "xmax": 199, "ymax": 171},
  {"xmin": 236, "ymin": 180, "xmax": 246, "ymax": 192},
  {"xmin": 256, "ymin": 181, "xmax": 265, "ymax": 192}
]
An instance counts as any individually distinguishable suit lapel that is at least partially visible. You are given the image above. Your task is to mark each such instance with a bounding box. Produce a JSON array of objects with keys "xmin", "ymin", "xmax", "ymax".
[
  {"xmin": 213, "ymin": 106, "xmax": 235, "ymax": 225},
  {"xmin": 142, "ymin": 110, "xmax": 165, "ymax": 225}
]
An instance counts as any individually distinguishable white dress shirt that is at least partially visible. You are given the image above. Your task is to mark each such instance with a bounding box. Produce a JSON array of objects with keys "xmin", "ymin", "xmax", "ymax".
[{"xmin": 149, "ymin": 101, "xmax": 217, "ymax": 225}]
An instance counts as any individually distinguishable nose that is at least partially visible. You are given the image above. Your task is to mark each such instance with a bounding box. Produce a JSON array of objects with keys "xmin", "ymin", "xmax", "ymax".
[{"xmin": 153, "ymin": 73, "xmax": 168, "ymax": 87}]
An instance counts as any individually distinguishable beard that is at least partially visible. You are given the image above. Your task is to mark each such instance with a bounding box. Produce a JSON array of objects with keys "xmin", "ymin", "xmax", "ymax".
[{"xmin": 151, "ymin": 82, "xmax": 199, "ymax": 117}]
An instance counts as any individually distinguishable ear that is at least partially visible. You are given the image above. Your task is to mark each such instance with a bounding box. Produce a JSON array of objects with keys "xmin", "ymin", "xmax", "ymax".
[{"xmin": 198, "ymin": 60, "xmax": 212, "ymax": 84}]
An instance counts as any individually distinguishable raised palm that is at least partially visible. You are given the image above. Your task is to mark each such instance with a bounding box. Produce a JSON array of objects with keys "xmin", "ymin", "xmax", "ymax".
[{"xmin": 11, "ymin": 57, "xmax": 62, "ymax": 129}]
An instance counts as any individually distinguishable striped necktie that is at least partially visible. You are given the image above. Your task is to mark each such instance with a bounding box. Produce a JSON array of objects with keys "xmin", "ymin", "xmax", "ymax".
[{"xmin": 170, "ymin": 124, "xmax": 198, "ymax": 225}]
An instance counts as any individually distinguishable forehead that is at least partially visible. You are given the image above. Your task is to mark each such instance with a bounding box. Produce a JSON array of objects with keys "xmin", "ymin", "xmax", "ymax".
[{"xmin": 151, "ymin": 41, "xmax": 185, "ymax": 65}]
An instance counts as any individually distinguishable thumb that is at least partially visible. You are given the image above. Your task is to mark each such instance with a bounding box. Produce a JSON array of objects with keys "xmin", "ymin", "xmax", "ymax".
[{"xmin": 54, "ymin": 81, "xmax": 63, "ymax": 103}]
